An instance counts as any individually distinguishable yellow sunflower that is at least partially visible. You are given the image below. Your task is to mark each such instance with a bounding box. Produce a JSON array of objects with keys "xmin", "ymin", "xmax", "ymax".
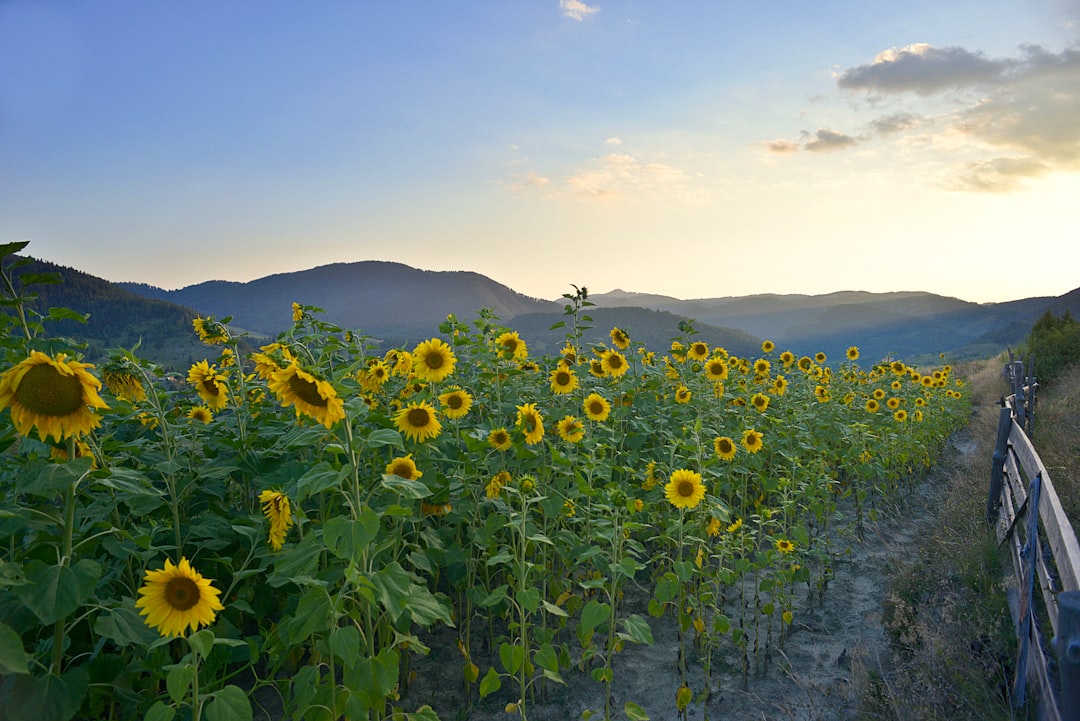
[
  {"xmin": 704, "ymin": 358, "xmax": 729, "ymax": 382},
  {"xmin": 250, "ymin": 343, "xmax": 294, "ymax": 380},
  {"xmin": 549, "ymin": 366, "xmax": 579, "ymax": 395},
  {"xmin": 706, "ymin": 517, "xmax": 722, "ymax": 537},
  {"xmin": 495, "ymin": 331, "xmax": 528, "ymax": 361},
  {"xmin": 894, "ymin": 409, "xmax": 908, "ymax": 422},
  {"xmin": 665, "ymin": 469, "xmax": 706, "ymax": 510},
  {"xmin": 727, "ymin": 517, "xmax": 743, "ymax": 533},
  {"xmin": 486, "ymin": 470, "xmax": 511, "ymax": 499},
  {"xmin": 291, "ymin": 302, "xmax": 304, "ymax": 323},
  {"xmin": 187, "ymin": 360, "xmax": 229, "ymax": 411},
  {"xmin": 873, "ymin": 388, "xmax": 886, "ymax": 400},
  {"xmin": 600, "ymin": 351, "xmax": 629, "ymax": 378},
  {"xmin": 741, "ymin": 428, "xmax": 764, "ymax": 454},
  {"xmin": 135, "ymin": 557, "xmax": 225, "ymax": 637},
  {"xmin": 438, "ymin": 387, "xmax": 473, "ymax": 419},
  {"xmin": 395, "ymin": 401, "xmax": 442, "ymax": 442},
  {"xmin": 583, "ymin": 392, "xmax": 611, "ymax": 422},
  {"xmin": 814, "ymin": 386, "xmax": 831, "ymax": 403},
  {"xmin": 779, "ymin": 351, "xmax": 795, "ymax": 367},
  {"xmin": 814, "ymin": 352, "xmax": 827, "ymax": 364},
  {"xmin": 609, "ymin": 326, "xmax": 631, "ymax": 350},
  {"xmin": 101, "ymin": 358, "xmax": 147, "ymax": 403},
  {"xmin": 555, "ymin": 415, "xmax": 585, "ymax": 443},
  {"xmin": 865, "ymin": 398, "xmax": 880, "ymax": 413},
  {"xmin": 268, "ymin": 363, "xmax": 345, "ymax": 428},
  {"xmin": 674, "ymin": 385, "xmax": 692, "ymax": 404},
  {"xmin": 774, "ymin": 538, "xmax": 795, "ymax": 554},
  {"xmin": 713, "ymin": 436, "xmax": 737, "ymax": 461},
  {"xmin": 687, "ymin": 342, "xmax": 709, "ymax": 362},
  {"xmin": 771, "ymin": 375, "xmax": 788, "ymax": 396},
  {"xmin": 411, "ymin": 338, "xmax": 457, "ymax": 382},
  {"xmin": 886, "ymin": 397, "xmax": 901, "ymax": 410},
  {"xmin": 516, "ymin": 402, "xmax": 545, "ymax": 445},
  {"xmin": 846, "ymin": 346, "xmax": 860, "ymax": 361},
  {"xmin": 754, "ymin": 359, "xmax": 771, "ymax": 376},
  {"xmin": 259, "ymin": 490, "xmax": 294, "ymax": 550},
  {"xmin": 357, "ymin": 360, "xmax": 391, "ymax": 393},
  {"xmin": 750, "ymin": 393, "xmax": 769, "ymax": 412},
  {"xmin": 761, "ymin": 340, "xmax": 775, "ymax": 354},
  {"xmin": 0, "ymin": 351, "xmax": 109, "ymax": 442},
  {"xmin": 385, "ymin": 454, "xmax": 423, "ymax": 480},
  {"xmin": 187, "ymin": 406, "xmax": 213, "ymax": 424},
  {"xmin": 192, "ymin": 317, "xmax": 228, "ymax": 345},
  {"xmin": 797, "ymin": 356, "xmax": 813, "ymax": 373},
  {"xmin": 488, "ymin": 427, "xmax": 512, "ymax": 452}
]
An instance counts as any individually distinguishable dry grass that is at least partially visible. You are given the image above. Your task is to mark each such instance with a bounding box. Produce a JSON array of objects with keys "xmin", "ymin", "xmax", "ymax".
[
  {"xmin": 1030, "ymin": 362, "xmax": 1080, "ymax": 533},
  {"xmin": 851, "ymin": 356, "xmax": 1024, "ymax": 720}
]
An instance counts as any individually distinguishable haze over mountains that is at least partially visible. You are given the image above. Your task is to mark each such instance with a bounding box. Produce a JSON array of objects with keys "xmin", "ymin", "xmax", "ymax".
[{"xmin": 11, "ymin": 255, "xmax": 1080, "ymax": 368}]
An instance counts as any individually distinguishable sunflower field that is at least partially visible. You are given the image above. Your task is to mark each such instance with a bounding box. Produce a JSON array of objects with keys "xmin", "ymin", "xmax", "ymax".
[{"xmin": 0, "ymin": 243, "xmax": 970, "ymax": 721}]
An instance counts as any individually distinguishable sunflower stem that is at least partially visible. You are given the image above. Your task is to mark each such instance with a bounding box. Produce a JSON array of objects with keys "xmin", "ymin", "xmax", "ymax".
[{"xmin": 50, "ymin": 471, "xmax": 77, "ymax": 676}]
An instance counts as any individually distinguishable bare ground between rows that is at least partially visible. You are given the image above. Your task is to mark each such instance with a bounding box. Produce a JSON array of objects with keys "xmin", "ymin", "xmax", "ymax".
[{"xmin": 396, "ymin": 435, "xmax": 974, "ymax": 721}]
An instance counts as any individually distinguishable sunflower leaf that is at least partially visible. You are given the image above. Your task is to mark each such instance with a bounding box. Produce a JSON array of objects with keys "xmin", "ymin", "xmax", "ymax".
[
  {"xmin": 204, "ymin": 684, "xmax": 252, "ymax": 721},
  {"xmin": 0, "ymin": 621, "xmax": 29, "ymax": 674}
]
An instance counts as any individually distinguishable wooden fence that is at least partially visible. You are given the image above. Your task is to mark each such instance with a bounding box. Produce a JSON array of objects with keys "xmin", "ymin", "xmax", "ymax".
[{"xmin": 987, "ymin": 360, "xmax": 1080, "ymax": 720}]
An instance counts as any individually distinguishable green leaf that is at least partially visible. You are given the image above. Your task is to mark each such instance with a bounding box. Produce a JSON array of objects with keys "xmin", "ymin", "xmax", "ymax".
[
  {"xmin": 20, "ymin": 271, "xmax": 63, "ymax": 286},
  {"xmin": 533, "ymin": 643, "xmax": 559, "ymax": 673},
  {"xmin": 166, "ymin": 663, "xmax": 195, "ymax": 705},
  {"xmin": 280, "ymin": 589, "xmax": 332, "ymax": 646},
  {"xmin": 618, "ymin": 614, "xmax": 654, "ymax": 645},
  {"xmin": 204, "ymin": 685, "xmax": 252, "ymax": 721},
  {"xmin": 499, "ymin": 642, "xmax": 525, "ymax": 674},
  {"xmin": 479, "ymin": 667, "xmax": 501, "ymax": 698},
  {"xmin": 5, "ymin": 667, "xmax": 89, "ymax": 721},
  {"xmin": 187, "ymin": 629, "xmax": 214, "ymax": 659},
  {"xmin": 541, "ymin": 599, "xmax": 569, "ymax": 617},
  {"xmin": 579, "ymin": 599, "xmax": 611, "ymax": 633},
  {"xmin": 516, "ymin": 586, "xmax": 540, "ymax": 613},
  {"xmin": 0, "ymin": 621, "xmax": 29, "ymax": 674},
  {"xmin": 295, "ymin": 462, "xmax": 347, "ymax": 504},
  {"xmin": 406, "ymin": 582, "xmax": 453, "ymax": 627},
  {"xmin": 16, "ymin": 457, "xmax": 93, "ymax": 498},
  {"xmin": 591, "ymin": 666, "xmax": 613, "ymax": 683},
  {"xmin": 371, "ymin": 562, "xmax": 411, "ymax": 623},
  {"xmin": 93, "ymin": 601, "xmax": 161, "ymax": 647},
  {"xmin": 0, "ymin": 240, "xmax": 31, "ymax": 258},
  {"xmin": 624, "ymin": 701, "xmax": 651, "ymax": 720},
  {"xmin": 143, "ymin": 700, "xmax": 177, "ymax": 721},
  {"xmin": 366, "ymin": 428, "xmax": 404, "ymax": 448},
  {"xmin": 46, "ymin": 306, "xmax": 88, "ymax": 323},
  {"xmin": 548, "ymin": 320, "xmax": 567, "ymax": 330},
  {"xmin": 329, "ymin": 625, "xmax": 361, "ymax": 669},
  {"xmin": 323, "ymin": 516, "xmax": 379, "ymax": 561},
  {"xmin": 379, "ymin": 473, "xmax": 431, "ymax": 499},
  {"xmin": 17, "ymin": 560, "xmax": 99, "ymax": 625},
  {"xmin": 343, "ymin": 648, "xmax": 399, "ymax": 709}
]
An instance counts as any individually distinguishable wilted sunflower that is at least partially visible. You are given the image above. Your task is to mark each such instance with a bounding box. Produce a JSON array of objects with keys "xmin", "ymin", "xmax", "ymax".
[
  {"xmin": 713, "ymin": 436, "xmax": 737, "ymax": 461},
  {"xmin": 583, "ymin": 392, "xmax": 611, "ymax": 422},
  {"xmin": 609, "ymin": 326, "xmax": 631, "ymax": 350},
  {"xmin": 549, "ymin": 366, "xmax": 579, "ymax": 395},
  {"xmin": 742, "ymin": 428, "xmax": 764, "ymax": 454},
  {"xmin": 259, "ymin": 490, "xmax": 294, "ymax": 550},
  {"xmin": 704, "ymin": 358, "xmax": 728, "ymax": 382},
  {"xmin": 101, "ymin": 358, "xmax": 147, "ymax": 403},
  {"xmin": 187, "ymin": 406, "xmax": 213, "ymax": 424},
  {"xmin": 438, "ymin": 387, "xmax": 473, "ymax": 419},
  {"xmin": 192, "ymin": 317, "xmax": 229, "ymax": 345},
  {"xmin": 395, "ymin": 401, "xmax": 442, "ymax": 442},
  {"xmin": 674, "ymin": 385, "xmax": 692, "ymax": 404},
  {"xmin": 135, "ymin": 557, "xmax": 225, "ymax": 637},
  {"xmin": 516, "ymin": 402, "xmax": 545, "ymax": 445},
  {"xmin": 665, "ymin": 469, "xmax": 706, "ymax": 510},
  {"xmin": 495, "ymin": 331, "xmax": 528, "ymax": 361},
  {"xmin": 600, "ymin": 351, "xmax": 628, "ymax": 378},
  {"xmin": 385, "ymin": 454, "xmax": 423, "ymax": 481},
  {"xmin": 556, "ymin": 415, "xmax": 585, "ymax": 443},
  {"xmin": 187, "ymin": 360, "xmax": 229, "ymax": 411},
  {"xmin": 0, "ymin": 351, "xmax": 109, "ymax": 442},
  {"xmin": 268, "ymin": 363, "xmax": 345, "ymax": 428},
  {"xmin": 412, "ymin": 338, "xmax": 457, "ymax": 382},
  {"xmin": 488, "ymin": 427, "xmax": 512, "ymax": 452}
]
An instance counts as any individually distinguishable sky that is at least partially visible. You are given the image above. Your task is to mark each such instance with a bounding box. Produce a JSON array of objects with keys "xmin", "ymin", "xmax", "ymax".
[{"xmin": 2, "ymin": 0, "xmax": 1079, "ymax": 305}]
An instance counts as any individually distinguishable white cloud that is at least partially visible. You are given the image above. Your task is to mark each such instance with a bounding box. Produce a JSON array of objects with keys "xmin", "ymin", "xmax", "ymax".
[
  {"xmin": 605, "ymin": 137, "xmax": 622, "ymax": 145},
  {"xmin": 836, "ymin": 43, "xmax": 1009, "ymax": 95},
  {"xmin": 563, "ymin": 153, "xmax": 699, "ymax": 201},
  {"xmin": 509, "ymin": 171, "xmax": 551, "ymax": 191},
  {"xmin": 560, "ymin": 0, "xmax": 600, "ymax": 21}
]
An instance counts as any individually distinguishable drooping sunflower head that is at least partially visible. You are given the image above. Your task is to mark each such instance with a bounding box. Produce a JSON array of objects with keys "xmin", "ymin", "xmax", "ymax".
[
  {"xmin": 665, "ymin": 469, "xmax": 706, "ymax": 510},
  {"xmin": 187, "ymin": 360, "xmax": 229, "ymax": 411},
  {"xmin": 556, "ymin": 415, "xmax": 585, "ymax": 443},
  {"xmin": 192, "ymin": 317, "xmax": 229, "ymax": 345},
  {"xmin": 187, "ymin": 406, "xmax": 213, "ymax": 424},
  {"xmin": 515, "ymin": 402, "xmax": 545, "ymax": 445},
  {"xmin": 411, "ymin": 338, "xmax": 456, "ymax": 382},
  {"xmin": 488, "ymin": 426, "xmax": 512, "ymax": 452},
  {"xmin": 385, "ymin": 454, "xmax": 423, "ymax": 481},
  {"xmin": 438, "ymin": 387, "xmax": 473, "ymax": 419},
  {"xmin": 291, "ymin": 302, "xmax": 304, "ymax": 323},
  {"xmin": 268, "ymin": 363, "xmax": 345, "ymax": 429},
  {"xmin": 495, "ymin": 331, "xmax": 528, "ymax": 361},
  {"xmin": 549, "ymin": 366, "xmax": 579, "ymax": 395},
  {"xmin": 601, "ymin": 351, "xmax": 628, "ymax": 378},
  {"xmin": 395, "ymin": 401, "xmax": 442, "ymax": 443},
  {"xmin": 713, "ymin": 436, "xmax": 737, "ymax": 461},
  {"xmin": 609, "ymin": 326, "xmax": 631, "ymax": 350},
  {"xmin": 486, "ymin": 470, "xmax": 511, "ymax": 499},
  {"xmin": 0, "ymin": 351, "xmax": 109, "ymax": 442},
  {"xmin": 135, "ymin": 557, "xmax": 225, "ymax": 637},
  {"xmin": 251, "ymin": 343, "xmax": 295, "ymax": 380},
  {"xmin": 259, "ymin": 489, "xmax": 294, "ymax": 550},
  {"xmin": 583, "ymin": 392, "xmax": 611, "ymax": 422},
  {"xmin": 101, "ymin": 357, "xmax": 147, "ymax": 403},
  {"xmin": 741, "ymin": 428, "xmax": 764, "ymax": 454}
]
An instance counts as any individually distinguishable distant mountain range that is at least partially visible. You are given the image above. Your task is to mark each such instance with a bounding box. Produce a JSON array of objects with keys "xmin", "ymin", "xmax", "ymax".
[{"xmin": 8, "ymin": 255, "xmax": 1079, "ymax": 368}]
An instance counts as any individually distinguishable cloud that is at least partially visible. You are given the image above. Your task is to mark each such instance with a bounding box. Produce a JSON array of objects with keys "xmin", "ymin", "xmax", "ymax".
[
  {"xmin": 763, "ymin": 139, "xmax": 800, "ymax": 155},
  {"xmin": 509, "ymin": 171, "xmax": 552, "ymax": 191},
  {"xmin": 563, "ymin": 153, "xmax": 698, "ymax": 201},
  {"xmin": 836, "ymin": 43, "xmax": 1011, "ymax": 95},
  {"xmin": 869, "ymin": 112, "xmax": 921, "ymax": 136},
  {"xmin": 605, "ymin": 137, "xmax": 622, "ymax": 145},
  {"xmin": 560, "ymin": 0, "xmax": 600, "ymax": 21},
  {"xmin": 802, "ymin": 128, "xmax": 859, "ymax": 152},
  {"xmin": 951, "ymin": 157, "xmax": 1051, "ymax": 192}
]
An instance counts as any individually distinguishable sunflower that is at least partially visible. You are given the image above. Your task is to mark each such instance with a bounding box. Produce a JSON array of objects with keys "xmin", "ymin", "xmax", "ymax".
[
  {"xmin": 556, "ymin": 415, "xmax": 585, "ymax": 443},
  {"xmin": 516, "ymin": 402, "xmax": 545, "ymax": 445},
  {"xmin": 774, "ymin": 538, "xmax": 795, "ymax": 554},
  {"xmin": 813, "ymin": 352, "xmax": 826, "ymax": 364},
  {"xmin": 412, "ymin": 338, "xmax": 457, "ymax": 382},
  {"xmin": 268, "ymin": 363, "xmax": 345, "ymax": 428},
  {"xmin": 589, "ymin": 359, "xmax": 605, "ymax": 377},
  {"xmin": 665, "ymin": 469, "xmax": 706, "ymax": 510},
  {"xmin": 101, "ymin": 358, "xmax": 147, "ymax": 403},
  {"xmin": 549, "ymin": 366, "xmax": 579, "ymax": 395},
  {"xmin": 687, "ymin": 342, "xmax": 709, "ymax": 362},
  {"xmin": 706, "ymin": 517, "xmax": 722, "ymax": 537},
  {"xmin": 814, "ymin": 386, "xmax": 831, "ymax": 403},
  {"xmin": 674, "ymin": 385, "xmax": 692, "ymax": 404},
  {"xmin": 486, "ymin": 470, "xmax": 511, "ymax": 499},
  {"xmin": 395, "ymin": 401, "xmax": 442, "ymax": 442},
  {"xmin": 135, "ymin": 557, "xmax": 225, "ymax": 637},
  {"xmin": 609, "ymin": 326, "xmax": 631, "ymax": 350},
  {"xmin": 886, "ymin": 397, "xmax": 900, "ymax": 410},
  {"xmin": 600, "ymin": 351, "xmax": 629, "ymax": 378},
  {"xmin": 421, "ymin": 501, "xmax": 452, "ymax": 517},
  {"xmin": 0, "ymin": 351, "xmax": 109, "ymax": 442},
  {"xmin": 779, "ymin": 351, "xmax": 795, "ymax": 368},
  {"xmin": 913, "ymin": 410, "xmax": 924, "ymax": 422},
  {"xmin": 291, "ymin": 302, "xmax": 304, "ymax": 323},
  {"xmin": 488, "ymin": 427, "xmax": 512, "ymax": 452},
  {"xmin": 761, "ymin": 340, "xmax": 775, "ymax": 354},
  {"xmin": 583, "ymin": 392, "xmax": 611, "ymax": 422},
  {"xmin": 385, "ymin": 454, "xmax": 423, "ymax": 480},
  {"xmin": 741, "ymin": 428, "xmax": 764, "ymax": 454},
  {"xmin": 438, "ymin": 387, "xmax": 473, "ymax": 419},
  {"xmin": 713, "ymin": 436, "xmax": 737, "ymax": 461},
  {"xmin": 753, "ymin": 359, "xmax": 771, "ymax": 376},
  {"xmin": 560, "ymin": 343, "xmax": 579, "ymax": 365},
  {"xmin": 259, "ymin": 490, "xmax": 294, "ymax": 550},
  {"xmin": 727, "ymin": 517, "xmax": 743, "ymax": 533},
  {"xmin": 494, "ymin": 331, "xmax": 528, "ymax": 361},
  {"xmin": 892, "ymin": 361, "xmax": 908, "ymax": 375},
  {"xmin": 250, "ymin": 343, "xmax": 294, "ymax": 380},
  {"xmin": 846, "ymin": 346, "xmax": 860, "ymax": 361},
  {"xmin": 797, "ymin": 356, "xmax": 813, "ymax": 373},
  {"xmin": 187, "ymin": 360, "xmax": 229, "ymax": 411},
  {"xmin": 355, "ymin": 360, "xmax": 390, "ymax": 393},
  {"xmin": 771, "ymin": 375, "xmax": 788, "ymax": 396},
  {"xmin": 703, "ymin": 358, "xmax": 728, "ymax": 382},
  {"xmin": 192, "ymin": 317, "xmax": 228, "ymax": 345},
  {"xmin": 187, "ymin": 406, "xmax": 213, "ymax": 424},
  {"xmin": 894, "ymin": 409, "xmax": 908, "ymax": 422},
  {"xmin": 872, "ymin": 388, "xmax": 886, "ymax": 400},
  {"xmin": 750, "ymin": 393, "xmax": 769, "ymax": 412},
  {"xmin": 865, "ymin": 398, "xmax": 880, "ymax": 413}
]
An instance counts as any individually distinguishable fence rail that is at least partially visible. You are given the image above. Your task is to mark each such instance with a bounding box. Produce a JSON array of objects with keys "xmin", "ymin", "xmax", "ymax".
[{"xmin": 988, "ymin": 360, "xmax": 1080, "ymax": 720}]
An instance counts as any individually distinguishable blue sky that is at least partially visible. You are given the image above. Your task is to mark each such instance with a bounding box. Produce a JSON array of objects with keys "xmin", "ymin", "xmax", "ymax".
[{"xmin": 3, "ymin": 0, "xmax": 1079, "ymax": 305}]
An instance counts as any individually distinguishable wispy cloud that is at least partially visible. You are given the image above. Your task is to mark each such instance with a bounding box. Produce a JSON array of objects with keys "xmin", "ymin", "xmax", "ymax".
[
  {"xmin": 835, "ymin": 43, "xmax": 1010, "ymax": 95},
  {"xmin": 508, "ymin": 171, "xmax": 552, "ymax": 191},
  {"xmin": 560, "ymin": 0, "xmax": 600, "ymax": 21},
  {"xmin": 564, "ymin": 153, "xmax": 696, "ymax": 200},
  {"xmin": 760, "ymin": 128, "xmax": 858, "ymax": 154}
]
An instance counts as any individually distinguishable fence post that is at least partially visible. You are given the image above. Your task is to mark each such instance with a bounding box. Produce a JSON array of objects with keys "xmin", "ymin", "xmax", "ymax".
[
  {"xmin": 1012, "ymin": 360, "xmax": 1028, "ymax": 432},
  {"xmin": 987, "ymin": 403, "xmax": 1012, "ymax": 524},
  {"xmin": 1058, "ymin": 591, "xmax": 1080, "ymax": 719}
]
